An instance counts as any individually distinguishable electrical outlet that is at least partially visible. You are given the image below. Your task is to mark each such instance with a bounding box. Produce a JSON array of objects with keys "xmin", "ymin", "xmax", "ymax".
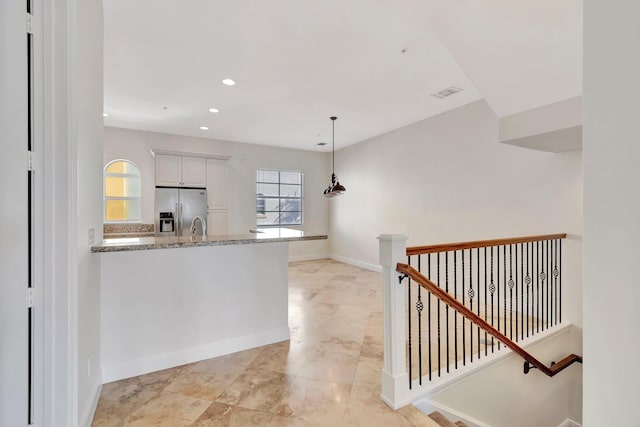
[
  {"xmin": 87, "ymin": 356, "xmax": 91, "ymax": 377},
  {"xmin": 88, "ymin": 228, "xmax": 95, "ymax": 245}
]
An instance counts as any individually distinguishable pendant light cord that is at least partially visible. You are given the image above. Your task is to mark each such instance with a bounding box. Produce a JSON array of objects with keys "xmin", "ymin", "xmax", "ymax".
[{"xmin": 331, "ymin": 116, "xmax": 337, "ymax": 182}]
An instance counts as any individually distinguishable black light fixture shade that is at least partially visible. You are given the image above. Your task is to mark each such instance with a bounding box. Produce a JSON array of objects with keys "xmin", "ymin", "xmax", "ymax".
[{"xmin": 323, "ymin": 116, "xmax": 346, "ymax": 198}]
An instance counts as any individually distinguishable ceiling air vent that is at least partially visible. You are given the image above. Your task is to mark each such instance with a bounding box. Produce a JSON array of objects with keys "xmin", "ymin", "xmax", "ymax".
[
  {"xmin": 317, "ymin": 142, "xmax": 327, "ymax": 146},
  {"xmin": 431, "ymin": 86, "xmax": 463, "ymax": 99}
]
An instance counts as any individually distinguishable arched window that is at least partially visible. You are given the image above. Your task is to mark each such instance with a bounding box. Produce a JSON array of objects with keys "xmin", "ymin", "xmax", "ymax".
[{"xmin": 104, "ymin": 159, "xmax": 141, "ymax": 222}]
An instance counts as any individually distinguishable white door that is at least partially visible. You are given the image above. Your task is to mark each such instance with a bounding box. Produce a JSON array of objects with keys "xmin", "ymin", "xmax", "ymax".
[{"xmin": 0, "ymin": 0, "xmax": 31, "ymax": 424}]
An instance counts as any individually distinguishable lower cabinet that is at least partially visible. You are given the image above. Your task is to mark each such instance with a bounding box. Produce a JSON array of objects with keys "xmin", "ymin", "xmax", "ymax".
[{"xmin": 207, "ymin": 209, "xmax": 228, "ymax": 235}]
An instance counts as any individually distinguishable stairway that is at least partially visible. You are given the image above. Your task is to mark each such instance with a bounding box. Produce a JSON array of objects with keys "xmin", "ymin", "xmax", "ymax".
[{"xmin": 398, "ymin": 405, "xmax": 469, "ymax": 427}]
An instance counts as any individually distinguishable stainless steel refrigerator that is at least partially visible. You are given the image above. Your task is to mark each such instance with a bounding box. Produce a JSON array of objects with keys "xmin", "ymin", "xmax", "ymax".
[{"xmin": 155, "ymin": 188, "xmax": 207, "ymax": 236}]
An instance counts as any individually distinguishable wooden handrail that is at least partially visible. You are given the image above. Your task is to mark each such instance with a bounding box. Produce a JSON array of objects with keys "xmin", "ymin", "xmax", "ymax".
[
  {"xmin": 406, "ymin": 233, "xmax": 567, "ymax": 256},
  {"xmin": 396, "ymin": 263, "xmax": 582, "ymax": 377}
]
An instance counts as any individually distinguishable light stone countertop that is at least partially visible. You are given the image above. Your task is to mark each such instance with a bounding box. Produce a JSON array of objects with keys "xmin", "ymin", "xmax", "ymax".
[{"xmin": 91, "ymin": 228, "xmax": 327, "ymax": 253}]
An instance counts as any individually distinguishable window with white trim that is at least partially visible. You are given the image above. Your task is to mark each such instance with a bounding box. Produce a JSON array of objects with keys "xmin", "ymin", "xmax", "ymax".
[
  {"xmin": 256, "ymin": 169, "xmax": 303, "ymax": 226},
  {"xmin": 104, "ymin": 159, "xmax": 142, "ymax": 223}
]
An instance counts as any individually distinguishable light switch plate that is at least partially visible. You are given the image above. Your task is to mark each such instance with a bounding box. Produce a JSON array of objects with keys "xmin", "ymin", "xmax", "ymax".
[{"xmin": 88, "ymin": 228, "xmax": 95, "ymax": 245}]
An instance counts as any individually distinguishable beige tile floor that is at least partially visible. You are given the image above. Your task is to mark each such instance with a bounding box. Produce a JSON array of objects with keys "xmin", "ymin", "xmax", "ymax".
[{"xmin": 92, "ymin": 259, "xmax": 426, "ymax": 427}]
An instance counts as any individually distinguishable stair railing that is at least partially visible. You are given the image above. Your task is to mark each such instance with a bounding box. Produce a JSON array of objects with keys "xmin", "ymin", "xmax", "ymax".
[
  {"xmin": 396, "ymin": 262, "xmax": 582, "ymax": 378},
  {"xmin": 378, "ymin": 233, "xmax": 581, "ymax": 410}
]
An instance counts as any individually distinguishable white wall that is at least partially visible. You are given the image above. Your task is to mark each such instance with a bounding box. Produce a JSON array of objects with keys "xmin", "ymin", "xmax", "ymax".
[
  {"xmin": 69, "ymin": 0, "xmax": 105, "ymax": 424},
  {"xmin": 331, "ymin": 101, "xmax": 583, "ymax": 326},
  {"xmin": 429, "ymin": 326, "xmax": 582, "ymax": 427},
  {"xmin": 583, "ymin": 1, "xmax": 640, "ymax": 425},
  {"xmin": 101, "ymin": 242, "xmax": 289, "ymax": 382},
  {"xmin": 0, "ymin": 0, "xmax": 30, "ymax": 424},
  {"xmin": 104, "ymin": 126, "xmax": 330, "ymax": 259}
]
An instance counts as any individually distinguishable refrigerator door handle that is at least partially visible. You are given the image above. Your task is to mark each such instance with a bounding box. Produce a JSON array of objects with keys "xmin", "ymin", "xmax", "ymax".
[
  {"xmin": 175, "ymin": 203, "xmax": 180, "ymax": 236},
  {"xmin": 179, "ymin": 203, "xmax": 183, "ymax": 235}
]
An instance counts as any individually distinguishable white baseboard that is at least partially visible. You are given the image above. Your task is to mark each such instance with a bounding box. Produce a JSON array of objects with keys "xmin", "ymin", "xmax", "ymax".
[
  {"xmin": 81, "ymin": 381, "xmax": 102, "ymax": 427},
  {"xmin": 288, "ymin": 253, "xmax": 329, "ymax": 262},
  {"xmin": 558, "ymin": 419, "xmax": 581, "ymax": 427},
  {"xmin": 329, "ymin": 254, "xmax": 382, "ymax": 272},
  {"xmin": 102, "ymin": 327, "xmax": 290, "ymax": 383}
]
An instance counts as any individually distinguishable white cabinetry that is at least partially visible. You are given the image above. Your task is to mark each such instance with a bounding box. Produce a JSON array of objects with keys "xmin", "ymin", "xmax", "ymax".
[
  {"xmin": 207, "ymin": 210, "xmax": 228, "ymax": 235},
  {"xmin": 205, "ymin": 158, "xmax": 229, "ymax": 235},
  {"xmin": 155, "ymin": 154, "xmax": 206, "ymax": 187}
]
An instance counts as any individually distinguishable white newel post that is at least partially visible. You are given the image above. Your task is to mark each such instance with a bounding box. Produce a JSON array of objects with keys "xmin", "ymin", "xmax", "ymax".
[{"xmin": 378, "ymin": 234, "xmax": 409, "ymax": 409}]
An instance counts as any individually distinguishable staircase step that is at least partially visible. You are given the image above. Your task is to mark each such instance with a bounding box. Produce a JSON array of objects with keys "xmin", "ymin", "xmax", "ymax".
[
  {"xmin": 397, "ymin": 405, "xmax": 441, "ymax": 427},
  {"xmin": 428, "ymin": 411, "xmax": 459, "ymax": 427},
  {"xmin": 455, "ymin": 421, "xmax": 469, "ymax": 427}
]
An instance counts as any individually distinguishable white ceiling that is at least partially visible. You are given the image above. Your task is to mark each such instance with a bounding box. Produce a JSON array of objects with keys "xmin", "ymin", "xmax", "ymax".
[{"xmin": 103, "ymin": 0, "xmax": 582, "ymax": 151}]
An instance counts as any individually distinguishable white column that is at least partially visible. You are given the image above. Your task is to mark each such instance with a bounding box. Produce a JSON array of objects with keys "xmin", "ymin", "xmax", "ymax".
[{"xmin": 378, "ymin": 234, "xmax": 409, "ymax": 409}]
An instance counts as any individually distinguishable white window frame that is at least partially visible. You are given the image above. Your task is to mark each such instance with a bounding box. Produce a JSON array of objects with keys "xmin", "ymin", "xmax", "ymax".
[
  {"xmin": 103, "ymin": 159, "xmax": 142, "ymax": 223},
  {"xmin": 256, "ymin": 169, "xmax": 303, "ymax": 227}
]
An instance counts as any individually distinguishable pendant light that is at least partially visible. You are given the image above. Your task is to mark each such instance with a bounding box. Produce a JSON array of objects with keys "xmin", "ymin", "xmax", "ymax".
[{"xmin": 323, "ymin": 116, "xmax": 346, "ymax": 197}]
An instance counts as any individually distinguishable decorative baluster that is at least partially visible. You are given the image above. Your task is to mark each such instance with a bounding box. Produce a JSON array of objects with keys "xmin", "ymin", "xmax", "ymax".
[
  {"xmin": 461, "ymin": 250, "xmax": 466, "ymax": 365},
  {"xmin": 454, "ymin": 251, "xmax": 458, "ymax": 369},
  {"xmin": 536, "ymin": 241, "xmax": 540, "ymax": 334},
  {"xmin": 503, "ymin": 244, "xmax": 507, "ymax": 342},
  {"xmin": 427, "ymin": 254, "xmax": 432, "ymax": 380},
  {"xmin": 484, "ymin": 247, "xmax": 488, "ymax": 356},
  {"xmin": 547, "ymin": 240, "xmax": 551, "ymax": 330},
  {"xmin": 445, "ymin": 251, "xmax": 450, "ymax": 373},
  {"xmin": 554, "ymin": 239, "xmax": 559, "ymax": 326},
  {"xmin": 526, "ymin": 242, "xmax": 531, "ymax": 338},
  {"xmin": 437, "ymin": 252, "xmax": 441, "ymax": 377},
  {"xmin": 514, "ymin": 243, "xmax": 519, "ymax": 342},
  {"xmin": 540, "ymin": 241, "xmax": 547, "ymax": 331},
  {"xmin": 489, "ymin": 246, "xmax": 495, "ymax": 353},
  {"xmin": 509, "ymin": 245, "xmax": 514, "ymax": 340},
  {"xmin": 520, "ymin": 243, "xmax": 524, "ymax": 341},
  {"xmin": 559, "ymin": 239, "xmax": 562, "ymax": 323},
  {"xmin": 476, "ymin": 248, "xmax": 481, "ymax": 359},
  {"xmin": 497, "ymin": 245, "xmax": 501, "ymax": 350},
  {"xmin": 468, "ymin": 248, "xmax": 474, "ymax": 363},
  {"xmin": 407, "ymin": 255, "xmax": 412, "ymax": 388},
  {"xmin": 417, "ymin": 256, "xmax": 423, "ymax": 385}
]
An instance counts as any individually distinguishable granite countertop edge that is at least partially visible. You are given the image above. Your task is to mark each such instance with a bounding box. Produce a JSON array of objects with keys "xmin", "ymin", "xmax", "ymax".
[{"xmin": 91, "ymin": 234, "xmax": 328, "ymax": 253}]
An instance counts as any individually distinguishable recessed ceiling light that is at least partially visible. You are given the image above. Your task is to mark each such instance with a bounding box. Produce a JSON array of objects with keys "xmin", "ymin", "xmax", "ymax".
[
  {"xmin": 222, "ymin": 78, "xmax": 236, "ymax": 86},
  {"xmin": 208, "ymin": 108, "xmax": 219, "ymax": 113},
  {"xmin": 199, "ymin": 126, "xmax": 209, "ymax": 130},
  {"xmin": 103, "ymin": 113, "xmax": 109, "ymax": 117}
]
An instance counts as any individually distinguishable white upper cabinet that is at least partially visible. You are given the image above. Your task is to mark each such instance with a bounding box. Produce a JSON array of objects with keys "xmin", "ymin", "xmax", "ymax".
[
  {"xmin": 155, "ymin": 154, "xmax": 206, "ymax": 187},
  {"xmin": 206, "ymin": 159, "xmax": 228, "ymax": 209},
  {"xmin": 181, "ymin": 156, "xmax": 207, "ymax": 187}
]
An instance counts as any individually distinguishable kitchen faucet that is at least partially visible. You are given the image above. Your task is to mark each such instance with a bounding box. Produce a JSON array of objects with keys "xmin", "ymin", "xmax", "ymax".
[{"xmin": 190, "ymin": 216, "xmax": 206, "ymax": 237}]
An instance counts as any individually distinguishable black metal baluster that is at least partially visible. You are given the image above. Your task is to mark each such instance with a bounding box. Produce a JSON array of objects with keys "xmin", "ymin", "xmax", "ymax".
[
  {"xmin": 428, "ymin": 254, "xmax": 432, "ymax": 380},
  {"xmin": 454, "ymin": 251, "xmax": 458, "ymax": 369},
  {"xmin": 504, "ymin": 244, "xmax": 507, "ymax": 342},
  {"xmin": 417, "ymin": 256, "xmax": 423, "ymax": 385},
  {"xmin": 497, "ymin": 245, "xmax": 501, "ymax": 350},
  {"xmin": 509, "ymin": 245, "xmax": 514, "ymax": 340},
  {"xmin": 559, "ymin": 239, "xmax": 562, "ymax": 323},
  {"xmin": 541, "ymin": 241, "xmax": 546, "ymax": 331},
  {"xmin": 509, "ymin": 243, "xmax": 518, "ymax": 342},
  {"xmin": 547, "ymin": 240, "xmax": 551, "ymax": 330},
  {"xmin": 408, "ymin": 255, "xmax": 412, "ymax": 388},
  {"xmin": 489, "ymin": 246, "xmax": 495, "ymax": 352},
  {"xmin": 526, "ymin": 242, "xmax": 531, "ymax": 338},
  {"xmin": 477, "ymin": 248, "xmax": 481, "ymax": 359},
  {"xmin": 484, "ymin": 247, "xmax": 488, "ymax": 356},
  {"xmin": 469, "ymin": 248, "xmax": 474, "ymax": 363},
  {"xmin": 520, "ymin": 243, "xmax": 524, "ymax": 341},
  {"xmin": 536, "ymin": 241, "xmax": 540, "ymax": 334},
  {"xmin": 445, "ymin": 252, "xmax": 450, "ymax": 373},
  {"xmin": 554, "ymin": 239, "xmax": 559, "ymax": 326},
  {"xmin": 462, "ymin": 250, "xmax": 466, "ymax": 365},
  {"xmin": 437, "ymin": 252, "xmax": 441, "ymax": 377}
]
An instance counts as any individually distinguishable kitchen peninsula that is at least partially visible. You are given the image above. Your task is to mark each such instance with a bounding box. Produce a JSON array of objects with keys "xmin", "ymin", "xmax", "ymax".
[{"xmin": 93, "ymin": 228, "xmax": 327, "ymax": 382}]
